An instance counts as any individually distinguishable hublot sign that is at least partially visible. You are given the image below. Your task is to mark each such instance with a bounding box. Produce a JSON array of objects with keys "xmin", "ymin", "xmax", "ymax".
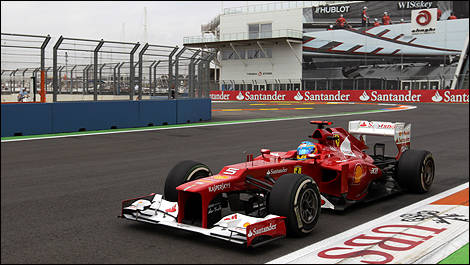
[{"xmin": 314, "ymin": 5, "xmax": 351, "ymax": 14}]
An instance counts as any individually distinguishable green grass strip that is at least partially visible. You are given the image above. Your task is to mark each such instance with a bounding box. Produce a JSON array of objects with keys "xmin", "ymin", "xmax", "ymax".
[
  {"xmin": 439, "ymin": 243, "xmax": 469, "ymax": 264},
  {"xmin": 1, "ymin": 108, "xmax": 388, "ymax": 142}
]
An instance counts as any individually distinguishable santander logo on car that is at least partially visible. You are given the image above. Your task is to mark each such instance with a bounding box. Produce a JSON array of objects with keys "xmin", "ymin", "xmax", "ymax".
[{"xmin": 247, "ymin": 223, "xmax": 277, "ymax": 238}]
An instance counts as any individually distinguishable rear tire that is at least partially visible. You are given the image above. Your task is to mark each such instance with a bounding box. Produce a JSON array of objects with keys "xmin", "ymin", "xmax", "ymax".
[
  {"xmin": 163, "ymin": 160, "xmax": 212, "ymax": 201},
  {"xmin": 268, "ymin": 174, "xmax": 321, "ymax": 237},
  {"xmin": 396, "ymin": 150, "xmax": 435, "ymax": 193}
]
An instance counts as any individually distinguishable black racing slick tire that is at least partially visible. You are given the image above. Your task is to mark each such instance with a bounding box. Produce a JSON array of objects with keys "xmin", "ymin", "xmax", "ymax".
[
  {"xmin": 396, "ymin": 150, "xmax": 435, "ymax": 194},
  {"xmin": 163, "ymin": 160, "xmax": 212, "ymax": 202},
  {"xmin": 268, "ymin": 173, "xmax": 321, "ymax": 237}
]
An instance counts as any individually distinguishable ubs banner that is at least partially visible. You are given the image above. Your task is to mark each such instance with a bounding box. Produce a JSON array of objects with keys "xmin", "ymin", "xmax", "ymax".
[{"xmin": 210, "ymin": 90, "xmax": 469, "ymax": 104}]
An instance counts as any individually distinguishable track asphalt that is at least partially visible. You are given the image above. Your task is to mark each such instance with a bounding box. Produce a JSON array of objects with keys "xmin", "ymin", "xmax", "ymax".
[{"xmin": 1, "ymin": 102, "xmax": 468, "ymax": 263}]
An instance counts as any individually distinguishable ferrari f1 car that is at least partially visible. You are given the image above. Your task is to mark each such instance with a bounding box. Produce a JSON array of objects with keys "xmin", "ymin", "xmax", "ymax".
[{"xmin": 120, "ymin": 120, "xmax": 435, "ymax": 247}]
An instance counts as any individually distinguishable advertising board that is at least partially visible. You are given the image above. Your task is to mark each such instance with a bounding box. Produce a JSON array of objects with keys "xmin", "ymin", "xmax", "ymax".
[
  {"xmin": 411, "ymin": 8, "xmax": 438, "ymax": 34},
  {"xmin": 210, "ymin": 90, "xmax": 469, "ymax": 104}
]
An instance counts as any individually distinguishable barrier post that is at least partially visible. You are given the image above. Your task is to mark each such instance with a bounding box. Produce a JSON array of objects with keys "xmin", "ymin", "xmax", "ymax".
[
  {"xmin": 188, "ymin": 50, "xmax": 200, "ymax": 98},
  {"xmin": 40, "ymin": 35, "xmax": 51, "ymax": 103},
  {"xmin": 53, "ymin": 36, "xmax": 64, "ymax": 102},
  {"xmin": 93, "ymin": 39, "xmax": 104, "ymax": 101},
  {"xmin": 153, "ymin": 60, "xmax": 161, "ymax": 96},
  {"xmin": 129, "ymin": 43, "xmax": 140, "ymax": 101},
  {"xmin": 149, "ymin": 60, "xmax": 157, "ymax": 96},
  {"xmin": 70, "ymin": 65, "xmax": 77, "ymax": 94},
  {"xmin": 173, "ymin": 47, "xmax": 187, "ymax": 99},
  {"xmin": 138, "ymin": 43, "xmax": 149, "ymax": 100},
  {"xmin": 168, "ymin": 47, "xmax": 179, "ymax": 99}
]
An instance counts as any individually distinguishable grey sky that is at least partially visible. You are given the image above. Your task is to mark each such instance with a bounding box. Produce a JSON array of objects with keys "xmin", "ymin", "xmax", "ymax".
[{"xmin": 1, "ymin": 1, "xmax": 274, "ymax": 46}]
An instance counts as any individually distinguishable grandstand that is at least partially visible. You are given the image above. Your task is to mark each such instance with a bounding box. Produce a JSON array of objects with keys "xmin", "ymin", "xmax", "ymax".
[{"xmin": 183, "ymin": 1, "xmax": 469, "ymax": 90}]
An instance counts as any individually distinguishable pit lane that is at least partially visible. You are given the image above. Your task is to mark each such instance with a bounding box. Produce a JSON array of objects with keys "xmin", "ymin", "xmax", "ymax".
[{"xmin": 1, "ymin": 102, "xmax": 468, "ymax": 263}]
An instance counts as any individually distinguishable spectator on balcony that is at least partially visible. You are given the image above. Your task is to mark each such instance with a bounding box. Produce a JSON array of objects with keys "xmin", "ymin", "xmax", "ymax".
[
  {"xmin": 400, "ymin": 18, "xmax": 405, "ymax": 23},
  {"xmin": 382, "ymin": 12, "xmax": 392, "ymax": 25},
  {"xmin": 327, "ymin": 25, "xmax": 334, "ymax": 31},
  {"xmin": 448, "ymin": 12, "xmax": 457, "ymax": 20},
  {"xmin": 361, "ymin": 6, "xmax": 369, "ymax": 27},
  {"xmin": 373, "ymin": 18, "xmax": 380, "ymax": 26},
  {"xmin": 335, "ymin": 14, "xmax": 347, "ymax": 29}
]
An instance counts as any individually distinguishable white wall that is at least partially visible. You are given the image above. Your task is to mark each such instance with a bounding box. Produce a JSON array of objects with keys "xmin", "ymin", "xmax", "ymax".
[
  {"xmin": 219, "ymin": 42, "xmax": 302, "ymax": 82},
  {"xmin": 218, "ymin": 8, "xmax": 303, "ymax": 84},
  {"xmin": 220, "ymin": 8, "xmax": 303, "ymax": 35}
]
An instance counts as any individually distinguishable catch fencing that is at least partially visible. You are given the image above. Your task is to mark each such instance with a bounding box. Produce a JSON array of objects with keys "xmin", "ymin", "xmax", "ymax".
[{"xmin": 1, "ymin": 33, "xmax": 215, "ymax": 102}]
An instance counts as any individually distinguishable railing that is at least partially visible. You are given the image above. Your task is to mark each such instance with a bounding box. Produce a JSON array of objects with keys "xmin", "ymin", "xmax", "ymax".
[
  {"xmin": 184, "ymin": 29, "xmax": 303, "ymax": 44},
  {"xmin": 214, "ymin": 74, "xmax": 469, "ymax": 91},
  {"xmin": 222, "ymin": 1, "xmax": 360, "ymax": 15}
]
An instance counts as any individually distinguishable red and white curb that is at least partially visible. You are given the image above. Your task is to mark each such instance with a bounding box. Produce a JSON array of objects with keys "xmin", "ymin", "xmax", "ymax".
[{"xmin": 267, "ymin": 182, "xmax": 469, "ymax": 264}]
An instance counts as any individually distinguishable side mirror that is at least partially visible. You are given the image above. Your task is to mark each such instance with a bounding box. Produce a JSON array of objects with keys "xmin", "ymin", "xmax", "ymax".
[{"xmin": 261, "ymin": 149, "xmax": 271, "ymax": 155}]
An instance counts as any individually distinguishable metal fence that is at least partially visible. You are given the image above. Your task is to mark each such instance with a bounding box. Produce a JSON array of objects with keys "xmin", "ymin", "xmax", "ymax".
[
  {"xmin": 1, "ymin": 33, "xmax": 215, "ymax": 102},
  {"xmin": 1, "ymin": 33, "xmax": 51, "ymax": 102}
]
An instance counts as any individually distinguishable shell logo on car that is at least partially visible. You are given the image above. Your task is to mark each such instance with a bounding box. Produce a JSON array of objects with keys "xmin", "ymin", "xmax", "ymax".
[
  {"xmin": 212, "ymin": 175, "xmax": 230, "ymax": 180},
  {"xmin": 353, "ymin": 164, "xmax": 363, "ymax": 184}
]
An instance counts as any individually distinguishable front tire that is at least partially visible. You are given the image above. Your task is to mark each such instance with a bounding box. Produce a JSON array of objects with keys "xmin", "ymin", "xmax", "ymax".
[
  {"xmin": 163, "ymin": 160, "xmax": 212, "ymax": 201},
  {"xmin": 268, "ymin": 173, "xmax": 321, "ymax": 237},
  {"xmin": 396, "ymin": 150, "xmax": 435, "ymax": 193}
]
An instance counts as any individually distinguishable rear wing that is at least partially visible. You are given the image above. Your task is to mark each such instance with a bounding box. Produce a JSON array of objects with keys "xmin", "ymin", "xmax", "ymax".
[{"xmin": 348, "ymin": 120, "xmax": 411, "ymax": 159}]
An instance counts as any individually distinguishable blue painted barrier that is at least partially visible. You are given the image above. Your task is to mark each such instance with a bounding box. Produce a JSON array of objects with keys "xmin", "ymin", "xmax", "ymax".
[
  {"xmin": 51, "ymin": 101, "xmax": 140, "ymax": 133},
  {"xmin": 1, "ymin": 103, "xmax": 53, "ymax": 136},
  {"xmin": 1, "ymin": 98, "xmax": 211, "ymax": 137},
  {"xmin": 176, "ymin": 98, "xmax": 212, "ymax": 123},
  {"xmin": 139, "ymin": 100, "xmax": 177, "ymax": 126}
]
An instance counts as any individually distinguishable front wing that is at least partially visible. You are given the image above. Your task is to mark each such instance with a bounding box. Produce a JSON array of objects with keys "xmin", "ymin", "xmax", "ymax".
[{"xmin": 120, "ymin": 193, "xmax": 286, "ymax": 247}]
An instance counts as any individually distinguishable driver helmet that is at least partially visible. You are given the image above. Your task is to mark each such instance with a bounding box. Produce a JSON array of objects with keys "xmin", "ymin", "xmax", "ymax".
[{"xmin": 297, "ymin": 141, "xmax": 317, "ymax": 160}]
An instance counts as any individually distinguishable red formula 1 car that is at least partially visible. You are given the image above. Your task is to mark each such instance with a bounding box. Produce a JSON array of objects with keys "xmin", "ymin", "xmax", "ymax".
[{"xmin": 120, "ymin": 120, "xmax": 435, "ymax": 247}]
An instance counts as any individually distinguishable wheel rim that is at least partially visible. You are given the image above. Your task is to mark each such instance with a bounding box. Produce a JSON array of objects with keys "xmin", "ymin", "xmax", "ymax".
[
  {"xmin": 422, "ymin": 159, "xmax": 434, "ymax": 187},
  {"xmin": 299, "ymin": 188, "xmax": 317, "ymax": 224},
  {"xmin": 186, "ymin": 167, "xmax": 210, "ymax": 181}
]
